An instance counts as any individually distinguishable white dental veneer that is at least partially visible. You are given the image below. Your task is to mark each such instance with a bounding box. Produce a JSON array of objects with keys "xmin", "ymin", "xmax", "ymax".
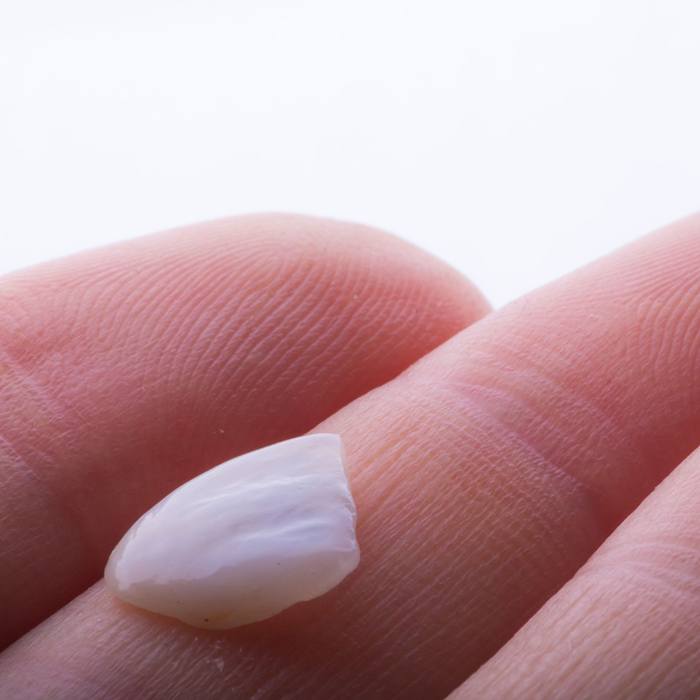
[{"xmin": 105, "ymin": 433, "xmax": 359, "ymax": 629}]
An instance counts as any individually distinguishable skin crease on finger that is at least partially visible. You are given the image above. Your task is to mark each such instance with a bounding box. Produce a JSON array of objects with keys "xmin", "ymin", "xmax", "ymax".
[
  {"xmin": 0, "ymin": 213, "xmax": 490, "ymax": 649},
  {"xmin": 453, "ymin": 444, "xmax": 700, "ymax": 699},
  {"xmin": 5, "ymin": 213, "xmax": 700, "ymax": 699}
]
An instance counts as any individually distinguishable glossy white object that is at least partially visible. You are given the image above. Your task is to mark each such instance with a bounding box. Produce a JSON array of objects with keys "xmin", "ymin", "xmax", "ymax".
[{"xmin": 104, "ymin": 433, "xmax": 359, "ymax": 629}]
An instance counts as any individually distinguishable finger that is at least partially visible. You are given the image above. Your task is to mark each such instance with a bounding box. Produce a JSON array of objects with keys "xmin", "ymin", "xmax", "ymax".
[
  {"xmin": 3, "ymin": 214, "xmax": 700, "ymax": 700},
  {"xmin": 0, "ymin": 213, "xmax": 488, "ymax": 647},
  {"xmin": 452, "ymin": 445, "xmax": 700, "ymax": 700}
]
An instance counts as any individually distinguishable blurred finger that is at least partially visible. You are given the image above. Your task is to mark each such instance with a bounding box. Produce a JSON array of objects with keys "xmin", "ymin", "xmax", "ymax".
[{"xmin": 452, "ymin": 445, "xmax": 700, "ymax": 699}]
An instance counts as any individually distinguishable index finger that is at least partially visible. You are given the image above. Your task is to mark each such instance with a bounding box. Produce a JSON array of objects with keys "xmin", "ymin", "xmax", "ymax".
[{"xmin": 0, "ymin": 213, "xmax": 488, "ymax": 647}]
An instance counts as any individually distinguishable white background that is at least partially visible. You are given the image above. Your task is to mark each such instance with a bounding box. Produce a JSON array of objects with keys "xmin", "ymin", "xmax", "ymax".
[{"xmin": 2, "ymin": 0, "xmax": 698, "ymax": 306}]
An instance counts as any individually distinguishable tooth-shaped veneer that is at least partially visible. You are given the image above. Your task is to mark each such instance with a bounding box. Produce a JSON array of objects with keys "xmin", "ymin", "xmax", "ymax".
[{"xmin": 105, "ymin": 434, "xmax": 359, "ymax": 629}]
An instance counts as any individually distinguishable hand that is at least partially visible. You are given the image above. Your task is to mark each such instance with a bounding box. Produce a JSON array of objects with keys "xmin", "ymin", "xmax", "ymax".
[{"xmin": 0, "ymin": 213, "xmax": 698, "ymax": 699}]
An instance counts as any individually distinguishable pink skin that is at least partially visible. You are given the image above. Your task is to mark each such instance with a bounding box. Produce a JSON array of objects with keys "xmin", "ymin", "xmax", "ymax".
[
  {"xmin": 1, "ymin": 212, "xmax": 700, "ymax": 698},
  {"xmin": 453, "ymin": 444, "xmax": 700, "ymax": 699},
  {"xmin": 0, "ymin": 214, "xmax": 487, "ymax": 649}
]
